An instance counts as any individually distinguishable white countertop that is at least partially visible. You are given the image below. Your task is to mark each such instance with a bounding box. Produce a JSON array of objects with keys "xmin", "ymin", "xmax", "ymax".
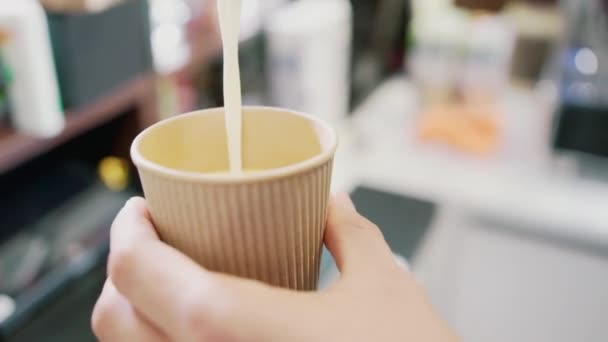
[{"xmin": 332, "ymin": 76, "xmax": 608, "ymax": 247}]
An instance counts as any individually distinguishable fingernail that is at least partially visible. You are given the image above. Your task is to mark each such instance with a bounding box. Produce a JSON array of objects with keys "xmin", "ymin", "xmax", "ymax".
[{"xmin": 334, "ymin": 192, "xmax": 356, "ymax": 211}]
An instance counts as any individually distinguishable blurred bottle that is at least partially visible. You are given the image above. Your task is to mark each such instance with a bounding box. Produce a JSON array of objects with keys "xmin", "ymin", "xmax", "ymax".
[
  {"xmin": 149, "ymin": 0, "xmax": 193, "ymax": 75},
  {"xmin": 409, "ymin": 5, "xmax": 509, "ymax": 155},
  {"xmin": 0, "ymin": 0, "xmax": 64, "ymax": 137},
  {"xmin": 409, "ymin": 7, "xmax": 467, "ymax": 105},
  {"xmin": 461, "ymin": 14, "xmax": 514, "ymax": 104},
  {"xmin": 266, "ymin": 0, "xmax": 352, "ymax": 124}
]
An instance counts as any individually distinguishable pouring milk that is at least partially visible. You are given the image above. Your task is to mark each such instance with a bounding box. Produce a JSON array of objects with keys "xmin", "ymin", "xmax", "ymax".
[{"xmin": 217, "ymin": 0, "xmax": 243, "ymax": 173}]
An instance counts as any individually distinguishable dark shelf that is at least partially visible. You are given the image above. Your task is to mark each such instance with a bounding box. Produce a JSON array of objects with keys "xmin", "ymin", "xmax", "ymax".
[
  {"xmin": 0, "ymin": 183, "xmax": 135, "ymax": 339},
  {"xmin": 0, "ymin": 74, "xmax": 156, "ymax": 174}
]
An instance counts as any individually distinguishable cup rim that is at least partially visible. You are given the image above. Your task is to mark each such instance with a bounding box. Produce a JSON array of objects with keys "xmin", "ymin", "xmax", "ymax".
[{"xmin": 131, "ymin": 106, "xmax": 338, "ymax": 184}]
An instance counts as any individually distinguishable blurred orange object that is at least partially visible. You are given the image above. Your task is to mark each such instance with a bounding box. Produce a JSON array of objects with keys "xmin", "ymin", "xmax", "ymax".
[{"xmin": 417, "ymin": 103, "xmax": 501, "ymax": 155}]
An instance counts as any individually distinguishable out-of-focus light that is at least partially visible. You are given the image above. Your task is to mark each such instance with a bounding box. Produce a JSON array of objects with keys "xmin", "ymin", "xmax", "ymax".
[
  {"xmin": 150, "ymin": 0, "xmax": 191, "ymax": 25},
  {"xmin": 0, "ymin": 295, "xmax": 15, "ymax": 324},
  {"xmin": 152, "ymin": 24, "xmax": 190, "ymax": 74},
  {"xmin": 241, "ymin": 0, "xmax": 261, "ymax": 40},
  {"xmin": 98, "ymin": 156, "xmax": 130, "ymax": 192},
  {"xmin": 153, "ymin": 24, "xmax": 182, "ymax": 48},
  {"xmin": 574, "ymin": 48, "xmax": 599, "ymax": 75},
  {"xmin": 566, "ymin": 81, "xmax": 596, "ymax": 103}
]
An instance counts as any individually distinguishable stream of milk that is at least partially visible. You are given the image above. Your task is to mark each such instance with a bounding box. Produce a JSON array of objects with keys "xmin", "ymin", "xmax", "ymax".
[{"xmin": 217, "ymin": 0, "xmax": 243, "ymax": 173}]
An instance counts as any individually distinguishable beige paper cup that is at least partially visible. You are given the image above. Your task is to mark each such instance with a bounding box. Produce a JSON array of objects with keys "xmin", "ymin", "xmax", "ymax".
[{"xmin": 131, "ymin": 107, "xmax": 337, "ymax": 291}]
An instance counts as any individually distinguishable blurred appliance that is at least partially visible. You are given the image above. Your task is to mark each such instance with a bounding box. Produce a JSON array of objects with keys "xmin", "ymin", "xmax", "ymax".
[
  {"xmin": 553, "ymin": 0, "xmax": 608, "ymax": 159},
  {"xmin": 266, "ymin": 0, "xmax": 353, "ymax": 124},
  {"xmin": 45, "ymin": 0, "xmax": 153, "ymax": 109},
  {"xmin": 0, "ymin": 0, "xmax": 64, "ymax": 137}
]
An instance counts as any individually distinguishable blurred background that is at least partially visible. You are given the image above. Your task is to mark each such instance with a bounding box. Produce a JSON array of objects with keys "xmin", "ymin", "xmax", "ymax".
[{"xmin": 0, "ymin": 0, "xmax": 607, "ymax": 341}]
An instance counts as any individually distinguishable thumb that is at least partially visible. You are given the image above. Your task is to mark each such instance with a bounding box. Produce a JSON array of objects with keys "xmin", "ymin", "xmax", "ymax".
[{"xmin": 324, "ymin": 193, "xmax": 396, "ymax": 279}]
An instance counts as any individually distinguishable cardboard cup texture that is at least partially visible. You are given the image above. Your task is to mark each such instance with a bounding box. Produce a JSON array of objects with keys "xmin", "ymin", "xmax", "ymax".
[{"xmin": 131, "ymin": 107, "xmax": 337, "ymax": 291}]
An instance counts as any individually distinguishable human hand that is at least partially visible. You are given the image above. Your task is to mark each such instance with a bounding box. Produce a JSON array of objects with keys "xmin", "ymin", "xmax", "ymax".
[{"xmin": 92, "ymin": 194, "xmax": 459, "ymax": 341}]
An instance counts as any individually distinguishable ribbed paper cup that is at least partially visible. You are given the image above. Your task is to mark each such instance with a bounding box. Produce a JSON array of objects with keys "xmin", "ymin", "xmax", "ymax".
[{"xmin": 131, "ymin": 107, "xmax": 337, "ymax": 291}]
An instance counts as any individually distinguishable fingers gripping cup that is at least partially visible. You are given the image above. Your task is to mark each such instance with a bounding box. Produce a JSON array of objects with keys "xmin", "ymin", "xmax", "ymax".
[{"xmin": 131, "ymin": 107, "xmax": 337, "ymax": 291}]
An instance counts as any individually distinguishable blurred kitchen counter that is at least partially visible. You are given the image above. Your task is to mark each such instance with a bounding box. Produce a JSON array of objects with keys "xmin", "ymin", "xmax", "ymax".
[
  {"xmin": 334, "ymin": 75, "xmax": 608, "ymax": 341},
  {"xmin": 332, "ymin": 75, "xmax": 608, "ymax": 248}
]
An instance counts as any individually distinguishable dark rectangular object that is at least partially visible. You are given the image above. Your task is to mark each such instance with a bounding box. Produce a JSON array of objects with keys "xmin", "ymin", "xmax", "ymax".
[
  {"xmin": 454, "ymin": 0, "xmax": 507, "ymax": 11},
  {"xmin": 46, "ymin": 0, "xmax": 153, "ymax": 109},
  {"xmin": 349, "ymin": 186, "xmax": 436, "ymax": 260},
  {"xmin": 554, "ymin": 103, "xmax": 608, "ymax": 158}
]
